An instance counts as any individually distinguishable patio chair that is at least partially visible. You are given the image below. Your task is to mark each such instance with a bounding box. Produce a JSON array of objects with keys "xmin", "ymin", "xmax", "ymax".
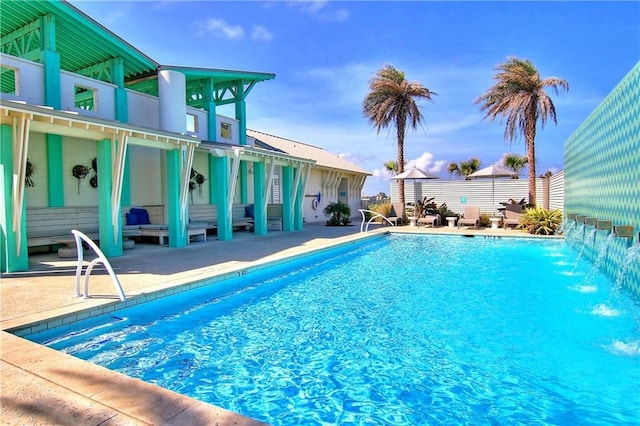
[
  {"xmin": 387, "ymin": 202, "xmax": 405, "ymax": 226},
  {"xmin": 503, "ymin": 204, "xmax": 524, "ymax": 229},
  {"xmin": 417, "ymin": 215, "xmax": 440, "ymax": 227},
  {"xmin": 458, "ymin": 206, "xmax": 481, "ymax": 229}
]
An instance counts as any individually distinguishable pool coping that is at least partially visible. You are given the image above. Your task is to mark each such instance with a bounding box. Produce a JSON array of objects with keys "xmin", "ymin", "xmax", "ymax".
[{"xmin": 1, "ymin": 225, "xmax": 556, "ymax": 425}]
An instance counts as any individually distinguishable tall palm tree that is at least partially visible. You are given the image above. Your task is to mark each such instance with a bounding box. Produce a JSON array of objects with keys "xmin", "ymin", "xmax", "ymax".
[
  {"xmin": 448, "ymin": 157, "xmax": 481, "ymax": 179},
  {"xmin": 363, "ymin": 65, "xmax": 436, "ymax": 208},
  {"xmin": 474, "ymin": 57, "xmax": 568, "ymax": 205},
  {"xmin": 503, "ymin": 153, "xmax": 528, "ymax": 178}
]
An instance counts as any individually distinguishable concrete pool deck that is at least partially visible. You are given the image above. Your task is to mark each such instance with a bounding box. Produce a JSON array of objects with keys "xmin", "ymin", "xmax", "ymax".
[{"xmin": 1, "ymin": 222, "xmax": 543, "ymax": 425}]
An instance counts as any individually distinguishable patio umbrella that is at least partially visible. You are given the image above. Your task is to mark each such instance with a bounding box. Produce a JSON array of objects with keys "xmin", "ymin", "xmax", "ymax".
[
  {"xmin": 392, "ymin": 167, "xmax": 439, "ymax": 211},
  {"xmin": 467, "ymin": 164, "xmax": 518, "ymax": 211}
]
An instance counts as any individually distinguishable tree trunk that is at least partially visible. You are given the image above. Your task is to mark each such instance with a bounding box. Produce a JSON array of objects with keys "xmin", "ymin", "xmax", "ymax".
[
  {"xmin": 525, "ymin": 120, "xmax": 537, "ymax": 206},
  {"xmin": 396, "ymin": 120, "xmax": 406, "ymax": 211}
]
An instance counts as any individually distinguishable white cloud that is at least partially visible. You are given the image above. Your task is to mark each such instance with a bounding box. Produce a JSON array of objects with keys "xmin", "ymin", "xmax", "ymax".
[
  {"xmin": 406, "ymin": 152, "xmax": 447, "ymax": 175},
  {"xmin": 201, "ymin": 18, "xmax": 244, "ymax": 39},
  {"xmin": 286, "ymin": 0, "xmax": 349, "ymax": 22},
  {"xmin": 252, "ymin": 25, "xmax": 274, "ymax": 41}
]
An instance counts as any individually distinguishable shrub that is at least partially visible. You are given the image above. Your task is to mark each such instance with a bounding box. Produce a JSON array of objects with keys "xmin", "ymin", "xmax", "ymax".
[
  {"xmin": 479, "ymin": 213, "xmax": 491, "ymax": 228},
  {"xmin": 518, "ymin": 207, "xmax": 562, "ymax": 235},
  {"xmin": 368, "ymin": 202, "xmax": 391, "ymax": 223},
  {"xmin": 324, "ymin": 201, "xmax": 352, "ymax": 226}
]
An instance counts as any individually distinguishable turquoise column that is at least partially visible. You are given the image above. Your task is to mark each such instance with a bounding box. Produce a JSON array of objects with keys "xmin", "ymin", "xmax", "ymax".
[
  {"xmin": 294, "ymin": 167, "xmax": 304, "ymax": 230},
  {"xmin": 40, "ymin": 14, "xmax": 64, "ymax": 207},
  {"xmin": 166, "ymin": 149, "xmax": 187, "ymax": 247},
  {"xmin": 235, "ymin": 82, "xmax": 246, "ymax": 146},
  {"xmin": 96, "ymin": 139, "xmax": 123, "ymax": 256},
  {"xmin": 112, "ymin": 58, "xmax": 128, "ymax": 122},
  {"xmin": 46, "ymin": 135, "xmax": 64, "ymax": 207},
  {"xmin": 204, "ymin": 79, "xmax": 217, "ymax": 142},
  {"xmin": 212, "ymin": 156, "xmax": 232, "ymax": 241},
  {"xmin": 253, "ymin": 162, "xmax": 267, "ymax": 235},
  {"xmin": 40, "ymin": 15, "xmax": 61, "ymax": 110},
  {"xmin": 111, "ymin": 59, "xmax": 130, "ymax": 206},
  {"xmin": 282, "ymin": 166, "xmax": 294, "ymax": 232},
  {"xmin": 0, "ymin": 124, "xmax": 29, "ymax": 272}
]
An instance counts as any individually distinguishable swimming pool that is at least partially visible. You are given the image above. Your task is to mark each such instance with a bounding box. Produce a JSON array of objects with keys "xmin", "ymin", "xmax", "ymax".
[{"xmin": 27, "ymin": 234, "xmax": 640, "ymax": 425}]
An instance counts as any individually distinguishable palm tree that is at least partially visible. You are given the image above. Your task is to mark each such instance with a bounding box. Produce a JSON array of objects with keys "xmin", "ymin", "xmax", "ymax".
[
  {"xmin": 448, "ymin": 157, "xmax": 481, "ymax": 179},
  {"xmin": 503, "ymin": 153, "xmax": 528, "ymax": 178},
  {"xmin": 474, "ymin": 57, "xmax": 568, "ymax": 205},
  {"xmin": 383, "ymin": 160, "xmax": 401, "ymax": 175},
  {"xmin": 363, "ymin": 65, "xmax": 436, "ymax": 208}
]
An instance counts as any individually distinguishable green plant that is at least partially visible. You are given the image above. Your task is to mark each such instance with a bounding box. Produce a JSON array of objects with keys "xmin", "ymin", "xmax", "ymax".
[
  {"xmin": 518, "ymin": 207, "xmax": 562, "ymax": 235},
  {"xmin": 415, "ymin": 197, "xmax": 436, "ymax": 218},
  {"xmin": 324, "ymin": 201, "xmax": 352, "ymax": 226},
  {"xmin": 424, "ymin": 201, "xmax": 457, "ymax": 222}
]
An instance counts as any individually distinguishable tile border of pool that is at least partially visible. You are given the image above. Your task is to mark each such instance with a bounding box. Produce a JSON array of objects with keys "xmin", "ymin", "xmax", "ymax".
[
  {"xmin": 1, "ymin": 227, "xmax": 558, "ymax": 425},
  {"xmin": 5, "ymin": 231, "xmax": 387, "ymax": 337}
]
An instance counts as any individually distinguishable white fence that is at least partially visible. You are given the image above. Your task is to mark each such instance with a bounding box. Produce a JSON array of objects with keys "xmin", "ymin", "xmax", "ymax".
[{"xmin": 389, "ymin": 173, "xmax": 565, "ymax": 216}]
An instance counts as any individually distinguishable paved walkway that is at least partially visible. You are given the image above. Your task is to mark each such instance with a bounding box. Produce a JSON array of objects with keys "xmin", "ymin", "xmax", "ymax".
[{"xmin": 1, "ymin": 222, "xmax": 536, "ymax": 425}]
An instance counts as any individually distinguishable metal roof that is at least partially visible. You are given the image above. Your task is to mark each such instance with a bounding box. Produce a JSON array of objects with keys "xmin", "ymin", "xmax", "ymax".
[
  {"xmin": 1, "ymin": 0, "xmax": 158, "ymax": 81},
  {"xmin": 1, "ymin": 1, "xmax": 275, "ymax": 99},
  {"xmin": 247, "ymin": 129, "xmax": 371, "ymax": 176}
]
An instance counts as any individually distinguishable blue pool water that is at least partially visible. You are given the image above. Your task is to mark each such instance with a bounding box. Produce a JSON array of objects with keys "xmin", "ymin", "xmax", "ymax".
[{"xmin": 30, "ymin": 235, "xmax": 640, "ymax": 425}]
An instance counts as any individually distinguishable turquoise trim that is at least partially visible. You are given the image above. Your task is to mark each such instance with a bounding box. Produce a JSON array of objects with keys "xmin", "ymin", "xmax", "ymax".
[
  {"xmin": 282, "ymin": 166, "xmax": 293, "ymax": 231},
  {"xmin": 46, "ymin": 134, "xmax": 64, "ymax": 207},
  {"xmin": 166, "ymin": 149, "xmax": 187, "ymax": 247},
  {"xmin": 253, "ymin": 161, "xmax": 266, "ymax": 235},
  {"xmin": 96, "ymin": 139, "xmax": 122, "ymax": 256},
  {"xmin": 0, "ymin": 124, "xmax": 29, "ymax": 272}
]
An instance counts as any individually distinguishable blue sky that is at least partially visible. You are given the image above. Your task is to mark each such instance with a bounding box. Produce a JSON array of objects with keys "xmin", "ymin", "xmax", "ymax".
[{"xmin": 71, "ymin": 0, "xmax": 639, "ymax": 195}]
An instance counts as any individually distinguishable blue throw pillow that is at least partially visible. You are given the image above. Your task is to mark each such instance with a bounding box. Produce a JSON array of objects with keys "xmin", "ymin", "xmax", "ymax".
[
  {"xmin": 126, "ymin": 212, "xmax": 139, "ymax": 225},
  {"xmin": 245, "ymin": 205, "xmax": 255, "ymax": 219},
  {"xmin": 130, "ymin": 208, "xmax": 151, "ymax": 225}
]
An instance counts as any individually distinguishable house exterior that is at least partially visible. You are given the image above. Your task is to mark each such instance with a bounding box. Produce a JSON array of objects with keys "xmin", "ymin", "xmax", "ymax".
[
  {"xmin": 247, "ymin": 129, "xmax": 370, "ymax": 223},
  {"xmin": 0, "ymin": 0, "xmax": 369, "ymax": 273}
]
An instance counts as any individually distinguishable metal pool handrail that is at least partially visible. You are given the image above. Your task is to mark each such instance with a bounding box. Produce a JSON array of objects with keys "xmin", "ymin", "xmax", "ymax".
[
  {"xmin": 71, "ymin": 229, "xmax": 126, "ymax": 301},
  {"xmin": 358, "ymin": 209, "xmax": 395, "ymax": 232}
]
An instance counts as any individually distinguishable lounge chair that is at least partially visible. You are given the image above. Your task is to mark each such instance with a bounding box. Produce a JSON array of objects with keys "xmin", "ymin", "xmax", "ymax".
[
  {"xmin": 387, "ymin": 202, "xmax": 405, "ymax": 226},
  {"xmin": 503, "ymin": 204, "xmax": 524, "ymax": 229},
  {"xmin": 458, "ymin": 206, "xmax": 481, "ymax": 229},
  {"xmin": 417, "ymin": 215, "xmax": 440, "ymax": 227}
]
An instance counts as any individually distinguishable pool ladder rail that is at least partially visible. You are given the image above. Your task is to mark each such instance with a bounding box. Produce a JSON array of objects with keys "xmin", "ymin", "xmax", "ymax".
[
  {"xmin": 358, "ymin": 209, "xmax": 396, "ymax": 232},
  {"xmin": 71, "ymin": 229, "xmax": 126, "ymax": 301}
]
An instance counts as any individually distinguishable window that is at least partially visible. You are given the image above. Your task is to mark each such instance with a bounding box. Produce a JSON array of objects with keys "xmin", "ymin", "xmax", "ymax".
[
  {"xmin": 0, "ymin": 66, "xmax": 17, "ymax": 95},
  {"xmin": 220, "ymin": 122, "xmax": 232, "ymax": 139},
  {"xmin": 74, "ymin": 84, "xmax": 96, "ymax": 111},
  {"xmin": 186, "ymin": 113, "xmax": 198, "ymax": 133}
]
